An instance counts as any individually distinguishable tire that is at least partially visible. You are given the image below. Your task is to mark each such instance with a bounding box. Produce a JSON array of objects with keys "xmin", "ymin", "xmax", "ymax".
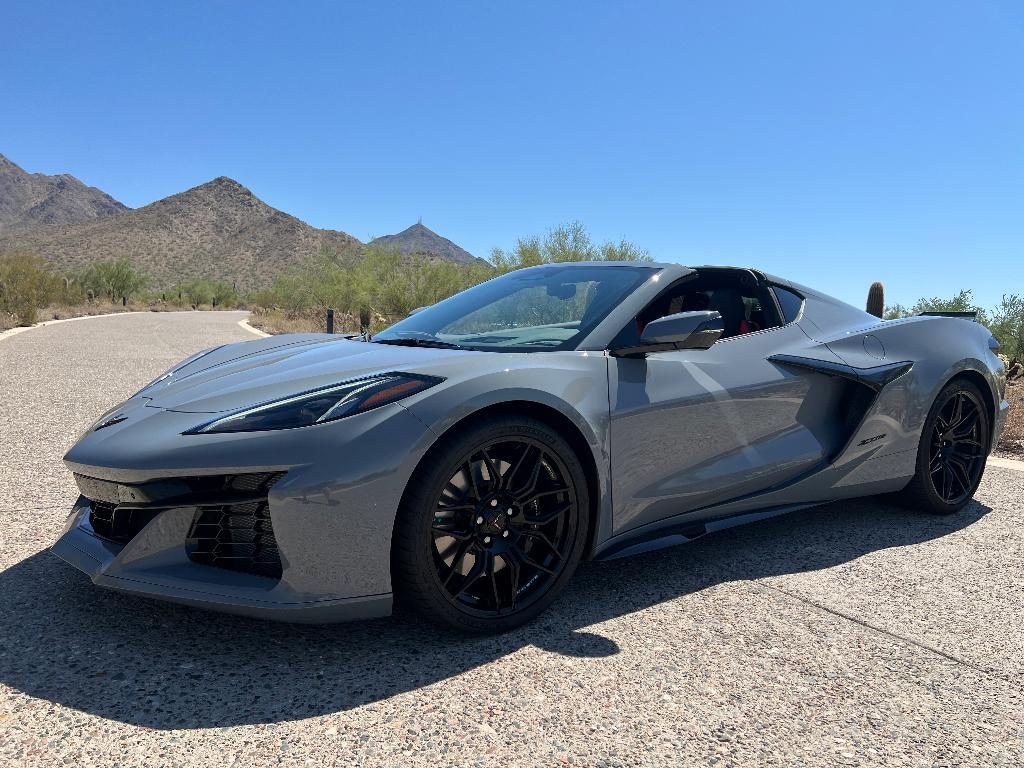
[
  {"xmin": 392, "ymin": 414, "xmax": 590, "ymax": 633},
  {"xmin": 897, "ymin": 378, "xmax": 990, "ymax": 515}
]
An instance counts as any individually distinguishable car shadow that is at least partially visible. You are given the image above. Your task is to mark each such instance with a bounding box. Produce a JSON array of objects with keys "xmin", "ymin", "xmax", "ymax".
[{"xmin": 0, "ymin": 497, "xmax": 990, "ymax": 729}]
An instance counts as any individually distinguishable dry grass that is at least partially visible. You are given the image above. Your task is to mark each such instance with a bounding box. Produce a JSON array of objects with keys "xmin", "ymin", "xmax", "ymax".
[{"xmin": 247, "ymin": 307, "xmax": 358, "ymax": 335}]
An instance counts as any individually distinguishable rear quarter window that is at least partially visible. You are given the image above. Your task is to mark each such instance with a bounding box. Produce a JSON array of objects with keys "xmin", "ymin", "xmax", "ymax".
[{"xmin": 772, "ymin": 286, "xmax": 804, "ymax": 324}]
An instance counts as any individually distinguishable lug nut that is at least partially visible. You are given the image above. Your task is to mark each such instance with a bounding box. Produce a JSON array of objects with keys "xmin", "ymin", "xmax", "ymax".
[
  {"xmin": 506, "ymin": 508, "xmax": 514, "ymax": 515},
  {"xmin": 483, "ymin": 536, "xmax": 492, "ymax": 544},
  {"xmin": 502, "ymin": 530, "xmax": 509, "ymax": 538},
  {"xmin": 476, "ymin": 516, "xmax": 484, "ymax": 524},
  {"xmin": 490, "ymin": 499, "xmax": 498, "ymax": 507}
]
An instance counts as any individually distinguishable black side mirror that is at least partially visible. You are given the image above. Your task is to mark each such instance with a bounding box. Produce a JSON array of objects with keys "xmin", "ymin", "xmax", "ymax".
[{"xmin": 612, "ymin": 311, "xmax": 724, "ymax": 357}]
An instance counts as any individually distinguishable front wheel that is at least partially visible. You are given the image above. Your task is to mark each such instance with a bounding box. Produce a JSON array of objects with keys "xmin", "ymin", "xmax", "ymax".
[
  {"xmin": 392, "ymin": 415, "xmax": 590, "ymax": 633},
  {"xmin": 897, "ymin": 379, "xmax": 990, "ymax": 514}
]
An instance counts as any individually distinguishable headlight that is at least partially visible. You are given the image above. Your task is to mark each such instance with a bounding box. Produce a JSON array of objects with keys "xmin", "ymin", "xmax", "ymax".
[
  {"xmin": 134, "ymin": 345, "xmax": 225, "ymax": 398},
  {"xmin": 185, "ymin": 373, "xmax": 442, "ymax": 434}
]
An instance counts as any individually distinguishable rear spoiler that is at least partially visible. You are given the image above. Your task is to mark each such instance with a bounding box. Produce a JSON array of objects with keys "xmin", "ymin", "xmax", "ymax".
[{"xmin": 918, "ymin": 311, "xmax": 978, "ymax": 322}]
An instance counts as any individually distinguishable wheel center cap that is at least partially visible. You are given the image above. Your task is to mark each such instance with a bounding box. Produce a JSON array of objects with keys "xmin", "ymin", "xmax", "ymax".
[{"xmin": 481, "ymin": 509, "xmax": 508, "ymax": 535}]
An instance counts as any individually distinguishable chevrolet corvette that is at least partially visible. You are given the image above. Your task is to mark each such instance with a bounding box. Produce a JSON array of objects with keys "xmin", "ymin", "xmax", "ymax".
[{"xmin": 53, "ymin": 263, "xmax": 1009, "ymax": 632}]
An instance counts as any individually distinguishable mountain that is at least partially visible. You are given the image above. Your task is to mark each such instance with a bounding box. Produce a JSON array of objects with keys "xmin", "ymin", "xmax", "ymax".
[
  {"xmin": 370, "ymin": 221, "xmax": 481, "ymax": 265},
  {"xmin": 0, "ymin": 153, "xmax": 128, "ymax": 233},
  {"xmin": 0, "ymin": 153, "xmax": 483, "ymax": 289},
  {"xmin": 0, "ymin": 175, "xmax": 365, "ymax": 291}
]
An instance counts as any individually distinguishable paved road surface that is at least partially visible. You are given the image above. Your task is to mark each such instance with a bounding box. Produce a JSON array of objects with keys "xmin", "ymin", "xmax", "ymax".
[{"xmin": 0, "ymin": 311, "xmax": 1021, "ymax": 767}]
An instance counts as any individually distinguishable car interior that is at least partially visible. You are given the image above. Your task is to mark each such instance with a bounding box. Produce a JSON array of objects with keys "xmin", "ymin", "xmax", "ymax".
[{"xmin": 612, "ymin": 267, "xmax": 785, "ymax": 349}]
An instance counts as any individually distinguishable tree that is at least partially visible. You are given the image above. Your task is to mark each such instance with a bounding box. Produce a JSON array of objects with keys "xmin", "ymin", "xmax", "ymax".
[
  {"xmin": 990, "ymin": 294, "xmax": 1024, "ymax": 361},
  {"xmin": 489, "ymin": 221, "xmax": 651, "ymax": 273},
  {"xmin": 80, "ymin": 258, "xmax": 148, "ymax": 302},
  {"xmin": 209, "ymin": 281, "xmax": 239, "ymax": 308}
]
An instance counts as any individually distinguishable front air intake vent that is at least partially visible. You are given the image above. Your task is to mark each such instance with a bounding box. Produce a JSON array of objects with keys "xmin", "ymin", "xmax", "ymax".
[
  {"xmin": 77, "ymin": 471, "xmax": 287, "ymax": 579},
  {"xmin": 87, "ymin": 502, "xmax": 162, "ymax": 544},
  {"xmin": 186, "ymin": 499, "xmax": 282, "ymax": 579}
]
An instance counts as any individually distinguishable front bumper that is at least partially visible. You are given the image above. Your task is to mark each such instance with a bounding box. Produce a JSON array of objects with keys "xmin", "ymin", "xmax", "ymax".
[
  {"xmin": 52, "ymin": 498, "xmax": 391, "ymax": 622},
  {"xmin": 51, "ymin": 400, "xmax": 438, "ymax": 623}
]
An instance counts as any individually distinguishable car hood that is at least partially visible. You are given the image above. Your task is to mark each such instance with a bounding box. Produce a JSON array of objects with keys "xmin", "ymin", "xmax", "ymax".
[{"xmin": 138, "ymin": 334, "xmax": 476, "ymax": 413}]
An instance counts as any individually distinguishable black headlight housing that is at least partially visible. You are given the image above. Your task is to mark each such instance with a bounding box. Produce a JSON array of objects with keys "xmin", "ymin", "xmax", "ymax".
[{"xmin": 184, "ymin": 373, "xmax": 442, "ymax": 434}]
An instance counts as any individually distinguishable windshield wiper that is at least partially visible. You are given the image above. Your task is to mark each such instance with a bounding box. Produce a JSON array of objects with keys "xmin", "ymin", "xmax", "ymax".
[{"xmin": 373, "ymin": 336, "xmax": 467, "ymax": 350}]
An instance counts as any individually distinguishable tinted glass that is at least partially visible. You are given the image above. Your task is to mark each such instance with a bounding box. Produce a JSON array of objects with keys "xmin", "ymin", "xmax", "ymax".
[
  {"xmin": 772, "ymin": 285, "xmax": 804, "ymax": 324},
  {"xmin": 374, "ymin": 265, "xmax": 655, "ymax": 352}
]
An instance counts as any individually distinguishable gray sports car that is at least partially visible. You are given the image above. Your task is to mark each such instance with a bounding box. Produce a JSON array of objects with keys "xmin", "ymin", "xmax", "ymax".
[{"xmin": 53, "ymin": 263, "xmax": 1009, "ymax": 632}]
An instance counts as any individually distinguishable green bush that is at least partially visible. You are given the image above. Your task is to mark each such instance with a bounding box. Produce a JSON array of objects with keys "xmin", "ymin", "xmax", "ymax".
[
  {"xmin": 489, "ymin": 221, "xmax": 652, "ymax": 273},
  {"xmin": 990, "ymin": 294, "xmax": 1024, "ymax": 361},
  {"xmin": 170, "ymin": 278, "xmax": 240, "ymax": 308},
  {"xmin": 0, "ymin": 252, "xmax": 61, "ymax": 325},
  {"xmin": 78, "ymin": 258, "xmax": 148, "ymax": 302}
]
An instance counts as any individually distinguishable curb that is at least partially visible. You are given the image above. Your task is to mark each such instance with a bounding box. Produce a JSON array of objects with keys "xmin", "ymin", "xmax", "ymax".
[
  {"xmin": 0, "ymin": 310, "xmax": 154, "ymax": 342},
  {"xmin": 238, "ymin": 318, "xmax": 270, "ymax": 337},
  {"xmin": 0, "ymin": 310, "xmax": 253, "ymax": 344}
]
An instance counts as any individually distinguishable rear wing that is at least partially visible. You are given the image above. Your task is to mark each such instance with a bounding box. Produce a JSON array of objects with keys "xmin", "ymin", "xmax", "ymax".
[{"xmin": 918, "ymin": 311, "xmax": 978, "ymax": 322}]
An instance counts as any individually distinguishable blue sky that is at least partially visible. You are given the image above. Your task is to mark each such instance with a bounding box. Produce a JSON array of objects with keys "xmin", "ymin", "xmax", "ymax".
[{"xmin": 2, "ymin": 1, "xmax": 1021, "ymax": 309}]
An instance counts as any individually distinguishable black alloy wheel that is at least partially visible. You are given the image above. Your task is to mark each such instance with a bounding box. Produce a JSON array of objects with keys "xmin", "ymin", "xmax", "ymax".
[
  {"xmin": 430, "ymin": 436, "xmax": 576, "ymax": 615},
  {"xmin": 928, "ymin": 388, "xmax": 986, "ymax": 505},
  {"xmin": 898, "ymin": 379, "xmax": 990, "ymax": 514},
  {"xmin": 392, "ymin": 415, "xmax": 589, "ymax": 633}
]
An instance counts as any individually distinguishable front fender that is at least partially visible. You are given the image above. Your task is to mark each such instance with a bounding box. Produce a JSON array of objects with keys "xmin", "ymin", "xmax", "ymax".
[{"xmin": 403, "ymin": 352, "xmax": 613, "ymax": 552}]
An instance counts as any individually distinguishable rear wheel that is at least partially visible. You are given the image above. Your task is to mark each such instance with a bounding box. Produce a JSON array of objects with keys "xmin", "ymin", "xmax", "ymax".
[
  {"xmin": 392, "ymin": 415, "xmax": 589, "ymax": 633},
  {"xmin": 898, "ymin": 379, "xmax": 989, "ymax": 514}
]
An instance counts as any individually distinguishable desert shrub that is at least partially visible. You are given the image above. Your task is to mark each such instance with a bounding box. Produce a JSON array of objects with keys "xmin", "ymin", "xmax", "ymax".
[
  {"xmin": 78, "ymin": 258, "xmax": 148, "ymax": 302},
  {"xmin": 0, "ymin": 251, "xmax": 61, "ymax": 325}
]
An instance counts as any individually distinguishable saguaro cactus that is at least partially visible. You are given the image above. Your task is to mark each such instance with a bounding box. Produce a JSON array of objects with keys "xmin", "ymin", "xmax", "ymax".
[{"xmin": 866, "ymin": 282, "xmax": 885, "ymax": 318}]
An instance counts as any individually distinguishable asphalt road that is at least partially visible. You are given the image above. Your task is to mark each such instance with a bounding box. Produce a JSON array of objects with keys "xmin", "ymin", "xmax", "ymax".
[{"xmin": 0, "ymin": 311, "xmax": 1021, "ymax": 767}]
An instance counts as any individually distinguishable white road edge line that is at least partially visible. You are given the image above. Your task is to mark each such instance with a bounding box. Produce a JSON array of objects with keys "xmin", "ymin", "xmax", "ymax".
[
  {"xmin": 988, "ymin": 456, "xmax": 1024, "ymax": 472},
  {"xmin": 238, "ymin": 317, "xmax": 270, "ymax": 337},
  {"xmin": 0, "ymin": 310, "xmax": 151, "ymax": 342},
  {"xmin": 0, "ymin": 309, "xmax": 250, "ymax": 344}
]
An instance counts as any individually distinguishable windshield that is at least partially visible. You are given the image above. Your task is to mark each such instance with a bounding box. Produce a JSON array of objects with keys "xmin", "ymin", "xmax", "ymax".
[{"xmin": 373, "ymin": 265, "xmax": 656, "ymax": 352}]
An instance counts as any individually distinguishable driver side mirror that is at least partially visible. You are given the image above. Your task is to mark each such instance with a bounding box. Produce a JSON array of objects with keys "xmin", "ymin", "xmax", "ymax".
[{"xmin": 612, "ymin": 311, "xmax": 724, "ymax": 357}]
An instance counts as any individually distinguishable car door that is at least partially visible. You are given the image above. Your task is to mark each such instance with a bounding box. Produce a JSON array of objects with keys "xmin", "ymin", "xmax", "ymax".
[{"xmin": 607, "ymin": 322, "xmax": 849, "ymax": 536}]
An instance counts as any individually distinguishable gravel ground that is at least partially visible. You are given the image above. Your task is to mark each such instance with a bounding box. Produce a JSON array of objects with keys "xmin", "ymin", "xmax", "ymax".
[{"xmin": 0, "ymin": 311, "xmax": 1021, "ymax": 767}]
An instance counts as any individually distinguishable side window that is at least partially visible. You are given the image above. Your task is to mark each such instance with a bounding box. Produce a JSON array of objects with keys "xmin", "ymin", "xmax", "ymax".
[{"xmin": 772, "ymin": 286, "xmax": 804, "ymax": 324}]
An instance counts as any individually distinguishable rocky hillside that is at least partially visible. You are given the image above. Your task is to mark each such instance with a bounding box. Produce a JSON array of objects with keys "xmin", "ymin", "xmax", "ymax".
[
  {"xmin": 0, "ymin": 175, "xmax": 365, "ymax": 291},
  {"xmin": 0, "ymin": 153, "xmax": 483, "ymax": 290},
  {"xmin": 370, "ymin": 221, "xmax": 482, "ymax": 265},
  {"xmin": 0, "ymin": 153, "xmax": 128, "ymax": 233}
]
